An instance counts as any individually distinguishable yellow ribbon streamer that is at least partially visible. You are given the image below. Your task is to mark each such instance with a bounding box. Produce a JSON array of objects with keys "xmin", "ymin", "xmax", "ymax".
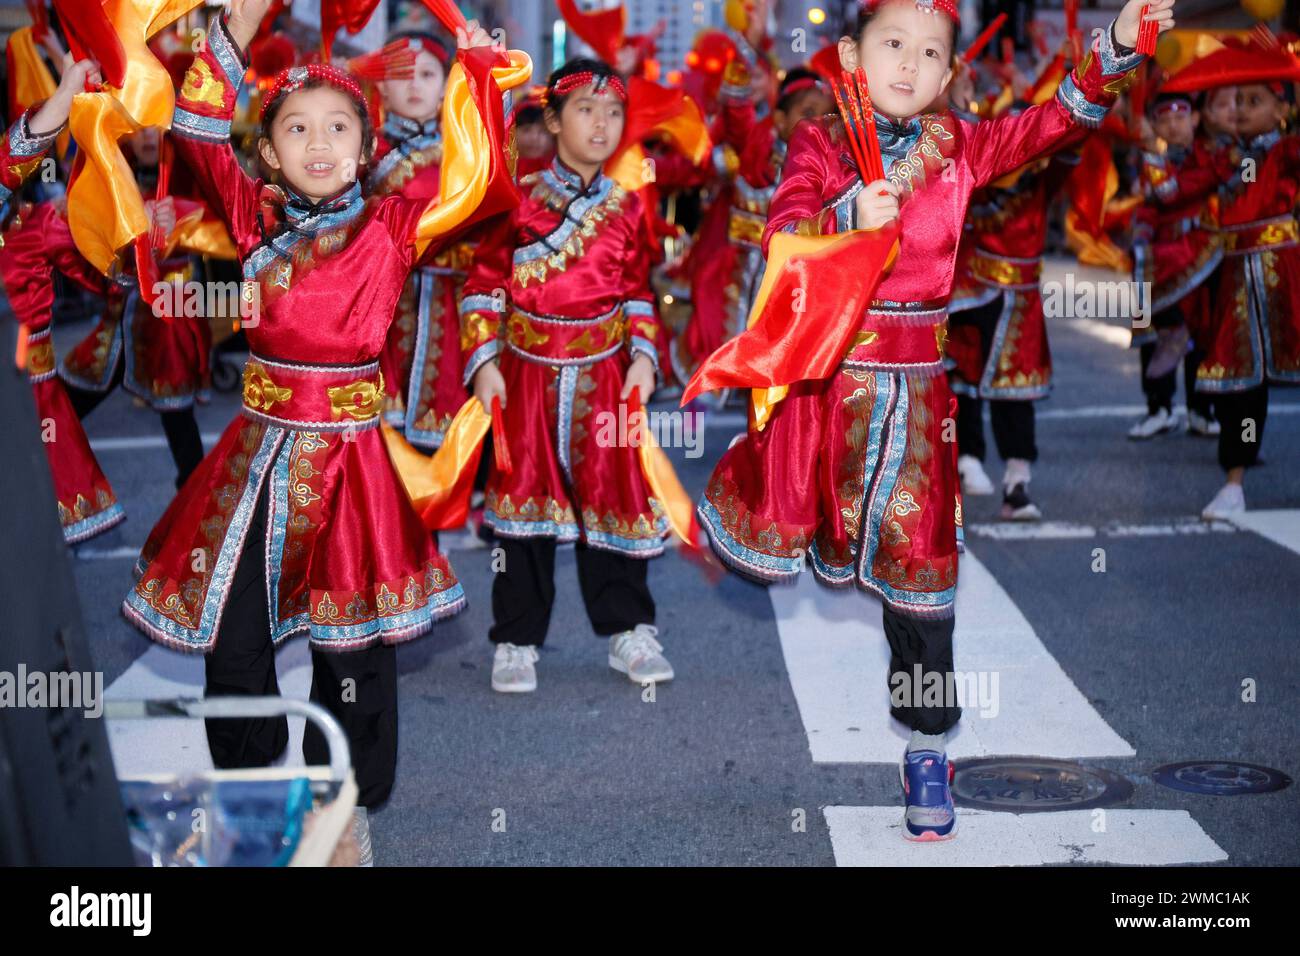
[
  {"xmin": 67, "ymin": 0, "xmax": 206, "ymax": 273},
  {"xmin": 7, "ymin": 27, "xmax": 68, "ymax": 158},
  {"xmin": 634, "ymin": 408, "xmax": 697, "ymax": 547},
  {"xmin": 414, "ymin": 50, "xmax": 532, "ymax": 258},
  {"xmin": 382, "ymin": 398, "xmax": 491, "ymax": 525}
]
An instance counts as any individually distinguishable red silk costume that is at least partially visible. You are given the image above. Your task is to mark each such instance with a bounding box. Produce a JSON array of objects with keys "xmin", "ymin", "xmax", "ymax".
[
  {"xmin": 1196, "ymin": 129, "xmax": 1300, "ymax": 392},
  {"xmin": 58, "ymin": 182, "xmax": 214, "ymax": 410},
  {"xmin": 695, "ymin": 27, "xmax": 1146, "ymax": 619},
  {"xmin": 947, "ymin": 152, "xmax": 1076, "ymax": 400},
  {"xmin": 1, "ymin": 112, "xmax": 126, "ymax": 544},
  {"xmin": 1131, "ymin": 137, "xmax": 1229, "ymax": 346},
  {"xmin": 370, "ymin": 113, "xmax": 473, "ymax": 449},
  {"xmin": 122, "ymin": 16, "xmax": 511, "ymax": 652},
  {"xmin": 459, "ymin": 157, "xmax": 672, "ymax": 555}
]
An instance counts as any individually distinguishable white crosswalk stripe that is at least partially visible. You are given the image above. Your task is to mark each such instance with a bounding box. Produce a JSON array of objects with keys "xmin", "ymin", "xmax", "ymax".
[
  {"xmin": 770, "ymin": 549, "xmax": 1239, "ymax": 865},
  {"xmin": 824, "ymin": 807, "xmax": 1227, "ymax": 866},
  {"xmin": 770, "ymin": 550, "xmax": 1134, "ymax": 763}
]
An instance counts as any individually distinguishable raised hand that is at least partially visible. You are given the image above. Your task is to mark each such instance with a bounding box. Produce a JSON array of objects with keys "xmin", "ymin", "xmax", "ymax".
[
  {"xmin": 455, "ymin": 19, "xmax": 493, "ymax": 52},
  {"xmin": 30, "ymin": 58, "xmax": 101, "ymax": 135},
  {"xmin": 225, "ymin": 0, "xmax": 277, "ymax": 52},
  {"xmin": 1115, "ymin": 0, "xmax": 1175, "ymax": 51}
]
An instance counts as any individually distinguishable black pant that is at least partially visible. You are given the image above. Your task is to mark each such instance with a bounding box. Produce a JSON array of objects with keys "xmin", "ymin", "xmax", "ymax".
[
  {"xmin": 952, "ymin": 295, "xmax": 1038, "ymax": 463},
  {"xmin": 1215, "ymin": 384, "xmax": 1269, "ymax": 472},
  {"xmin": 65, "ymin": 359, "xmax": 205, "ymax": 489},
  {"xmin": 1139, "ymin": 305, "xmax": 1214, "ymax": 418},
  {"xmin": 489, "ymin": 536, "xmax": 655, "ymax": 646},
  {"xmin": 202, "ymin": 486, "xmax": 398, "ymax": 809},
  {"xmin": 882, "ymin": 607, "xmax": 961, "ymax": 735}
]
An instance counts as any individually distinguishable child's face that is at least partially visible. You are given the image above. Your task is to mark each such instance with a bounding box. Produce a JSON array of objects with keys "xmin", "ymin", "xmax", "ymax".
[
  {"xmin": 378, "ymin": 50, "xmax": 446, "ymax": 124},
  {"xmin": 774, "ymin": 88, "xmax": 833, "ymax": 141},
  {"xmin": 544, "ymin": 84, "xmax": 625, "ymax": 171},
  {"xmin": 516, "ymin": 120, "xmax": 554, "ymax": 159},
  {"xmin": 259, "ymin": 86, "xmax": 370, "ymax": 201},
  {"xmin": 1235, "ymin": 84, "xmax": 1286, "ymax": 139},
  {"xmin": 128, "ymin": 127, "xmax": 161, "ymax": 167},
  {"xmin": 838, "ymin": 0, "xmax": 954, "ymax": 121},
  {"xmin": 1201, "ymin": 86, "xmax": 1238, "ymax": 138},
  {"xmin": 1154, "ymin": 107, "xmax": 1197, "ymax": 148}
]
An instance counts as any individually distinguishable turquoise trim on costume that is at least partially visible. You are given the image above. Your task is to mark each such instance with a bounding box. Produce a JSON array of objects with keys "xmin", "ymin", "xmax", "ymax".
[
  {"xmin": 1056, "ymin": 74, "xmax": 1106, "ymax": 128},
  {"xmin": 695, "ymin": 497, "xmax": 801, "ymax": 582},
  {"xmin": 855, "ymin": 377, "xmax": 957, "ymax": 617},
  {"xmin": 63, "ymin": 501, "xmax": 126, "ymax": 545},
  {"xmin": 124, "ymin": 425, "xmax": 286, "ymax": 651},
  {"xmin": 173, "ymin": 106, "xmax": 231, "ymax": 142}
]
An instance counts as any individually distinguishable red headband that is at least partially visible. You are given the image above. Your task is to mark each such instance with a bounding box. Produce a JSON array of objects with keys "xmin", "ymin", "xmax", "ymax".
[
  {"xmin": 863, "ymin": 0, "xmax": 961, "ymax": 25},
  {"xmin": 544, "ymin": 71, "xmax": 628, "ymax": 107},
  {"xmin": 781, "ymin": 76, "xmax": 825, "ymax": 99},
  {"xmin": 1153, "ymin": 99, "xmax": 1192, "ymax": 116},
  {"xmin": 260, "ymin": 63, "xmax": 367, "ymax": 125},
  {"xmin": 397, "ymin": 34, "xmax": 451, "ymax": 68}
]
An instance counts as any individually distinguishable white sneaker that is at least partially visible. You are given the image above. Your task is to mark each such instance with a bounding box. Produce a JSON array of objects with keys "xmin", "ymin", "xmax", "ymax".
[
  {"xmin": 1128, "ymin": 407, "xmax": 1176, "ymax": 440},
  {"xmin": 491, "ymin": 642, "xmax": 539, "ymax": 693},
  {"xmin": 609, "ymin": 624, "xmax": 674, "ymax": 684},
  {"xmin": 353, "ymin": 807, "xmax": 373, "ymax": 867},
  {"xmin": 1187, "ymin": 410, "xmax": 1221, "ymax": 437},
  {"xmin": 957, "ymin": 454, "xmax": 995, "ymax": 496},
  {"xmin": 1201, "ymin": 482, "xmax": 1245, "ymax": 522}
]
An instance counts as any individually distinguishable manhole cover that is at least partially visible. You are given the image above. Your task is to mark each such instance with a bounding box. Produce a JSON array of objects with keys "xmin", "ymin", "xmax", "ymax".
[
  {"xmin": 1152, "ymin": 761, "xmax": 1291, "ymax": 796},
  {"xmin": 952, "ymin": 758, "xmax": 1133, "ymax": 812}
]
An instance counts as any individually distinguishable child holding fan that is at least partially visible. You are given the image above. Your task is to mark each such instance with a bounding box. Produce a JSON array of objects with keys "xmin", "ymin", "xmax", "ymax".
[
  {"xmin": 686, "ymin": 0, "xmax": 1173, "ymax": 840},
  {"xmin": 460, "ymin": 58, "xmax": 674, "ymax": 694},
  {"xmin": 119, "ymin": 0, "xmax": 528, "ymax": 854}
]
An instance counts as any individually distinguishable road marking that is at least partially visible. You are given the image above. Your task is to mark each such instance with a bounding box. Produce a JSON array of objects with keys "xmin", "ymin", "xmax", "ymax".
[
  {"xmin": 1056, "ymin": 316, "xmax": 1133, "ymax": 348},
  {"xmin": 769, "ymin": 551, "xmax": 1135, "ymax": 763},
  {"xmin": 823, "ymin": 806, "xmax": 1227, "ymax": 866},
  {"xmin": 90, "ymin": 433, "xmax": 223, "ymax": 452},
  {"xmin": 1224, "ymin": 509, "xmax": 1300, "ymax": 558},
  {"xmin": 964, "ymin": 519, "xmax": 1238, "ymax": 541},
  {"xmin": 74, "ymin": 545, "xmax": 142, "ymax": 560},
  {"xmin": 105, "ymin": 641, "xmax": 314, "ymax": 780}
]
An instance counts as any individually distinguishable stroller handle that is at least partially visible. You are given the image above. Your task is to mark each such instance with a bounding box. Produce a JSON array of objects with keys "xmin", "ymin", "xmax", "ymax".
[{"xmin": 105, "ymin": 697, "xmax": 351, "ymax": 785}]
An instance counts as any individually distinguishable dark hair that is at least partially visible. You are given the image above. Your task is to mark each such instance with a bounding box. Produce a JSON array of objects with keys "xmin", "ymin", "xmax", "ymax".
[
  {"xmin": 1151, "ymin": 92, "xmax": 1194, "ymax": 118},
  {"xmin": 516, "ymin": 104, "xmax": 546, "ymax": 127},
  {"xmin": 776, "ymin": 67, "xmax": 827, "ymax": 113},
  {"xmin": 544, "ymin": 57, "xmax": 621, "ymax": 116},
  {"xmin": 257, "ymin": 77, "xmax": 376, "ymax": 167},
  {"xmin": 852, "ymin": 4, "xmax": 957, "ymax": 51}
]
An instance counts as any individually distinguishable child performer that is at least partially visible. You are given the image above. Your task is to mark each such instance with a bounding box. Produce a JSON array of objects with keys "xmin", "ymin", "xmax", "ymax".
[
  {"xmin": 690, "ymin": 0, "xmax": 1170, "ymax": 841},
  {"xmin": 58, "ymin": 126, "xmax": 209, "ymax": 490},
  {"xmin": 1198, "ymin": 78, "xmax": 1300, "ymax": 519},
  {"xmin": 1127, "ymin": 90, "xmax": 1230, "ymax": 440},
  {"xmin": 946, "ymin": 114, "xmax": 1078, "ymax": 521},
  {"xmin": 370, "ymin": 30, "xmax": 469, "ymax": 451},
  {"xmin": 459, "ymin": 58, "xmax": 674, "ymax": 694},
  {"xmin": 1, "ymin": 59, "xmax": 127, "ymax": 544},
  {"xmin": 714, "ymin": 66, "xmax": 835, "ymax": 406},
  {"xmin": 120, "ymin": 0, "xmax": 527, "ymax": 849}
]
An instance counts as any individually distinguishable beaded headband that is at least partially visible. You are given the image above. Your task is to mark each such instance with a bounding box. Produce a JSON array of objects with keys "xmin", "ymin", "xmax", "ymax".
[
  {"xmin": 1153, "ymin": 98, "xmax": 1192, "ymax": 116},
  {"xmin": 543, "ymin": 71, "xmax": 628, "ymax": 108},
  {"xmin": 862, "ymin": 0, "xmax": 960, "ymax": 25},
  {"xmin": 260, "ymin": 63, "xmax": 368, "ymax": 125}
]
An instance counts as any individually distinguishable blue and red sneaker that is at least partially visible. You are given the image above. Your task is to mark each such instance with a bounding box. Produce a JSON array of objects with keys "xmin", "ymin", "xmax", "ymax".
[{"xmin": 899, "ymin": 749, "xmax": 957, "ymax": 842}]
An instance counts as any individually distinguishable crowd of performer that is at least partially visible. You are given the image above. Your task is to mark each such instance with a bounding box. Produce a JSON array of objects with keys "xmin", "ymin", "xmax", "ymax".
[{"xmin": 2, "ymin": 0, "xmax": 1296, "ymax": 857}]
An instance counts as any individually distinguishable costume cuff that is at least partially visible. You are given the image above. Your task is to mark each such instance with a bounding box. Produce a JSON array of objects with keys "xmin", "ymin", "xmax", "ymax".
[
  {"xmin": 1098, "ymin": 21, "xmax": 1144, "ymax": 76},
  {"xmin": 10, "ymin": 107, "xmax": 61, "ymax": 159}
]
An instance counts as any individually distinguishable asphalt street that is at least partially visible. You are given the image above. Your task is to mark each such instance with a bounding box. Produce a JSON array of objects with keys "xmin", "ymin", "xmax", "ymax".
[{"xmin": 26, "ymin": 258, "xmax": 1300, "ymax": 866}]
